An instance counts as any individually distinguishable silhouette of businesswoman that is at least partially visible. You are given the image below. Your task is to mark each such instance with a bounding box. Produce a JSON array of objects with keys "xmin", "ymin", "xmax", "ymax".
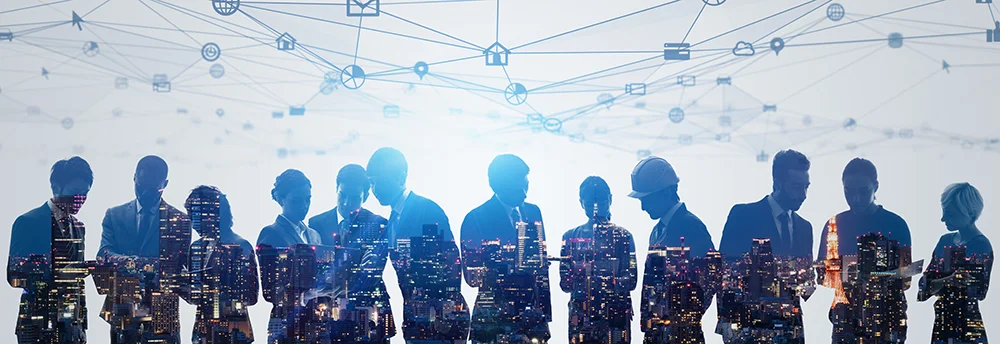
[{"xmin": 6, "ymin": 149, "xmax": 996, "ymax": 344}]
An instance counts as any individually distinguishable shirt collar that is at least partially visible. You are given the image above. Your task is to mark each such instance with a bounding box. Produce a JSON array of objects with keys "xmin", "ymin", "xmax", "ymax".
[
  {"xmin": 658, "ymin": 201, "xmax": 684, "ymax": 228},
  {"xmin": 136, "ymin": 199, "xmax": 158, "ymax": 215},
  {"xmin": 494, "ymin": 194, "xmax": 519, "ymax": 216},
  {"xmin": 766, "ymin": 194, "xmax": 789, "ymax": 219},
  {"xmin": 48, "ymin": 199, "xmax": 68, "ymax": 219},
  {"xmin": 391, "ymin": 189, "xmax": 411, "ymax": 215},
  {"xmin": 279, "ymin": 214, "xmax": 306, "ymax": 234}
]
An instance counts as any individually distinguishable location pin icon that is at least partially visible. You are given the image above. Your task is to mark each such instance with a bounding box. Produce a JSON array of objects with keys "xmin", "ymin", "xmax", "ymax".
[
  {"xmin": 770, "ymin": 37, "xmax": 785, "ymax": 55},
  {"xmin": 413, "ymin": 61, "xmax": 429, "ymax": 80}
]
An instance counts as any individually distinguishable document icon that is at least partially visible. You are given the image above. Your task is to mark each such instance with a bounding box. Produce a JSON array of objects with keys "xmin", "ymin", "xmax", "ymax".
[
  {"xmin": 663, "ymin": 43, "xmax": 691, "ymax": 60},
  {"xmin": 347, "ymin": 0, "xmax": 380, "ymax": 17},
  {"xmin": 383, "ymin": 105, "xmax": 400, "ymax": 118},
  {"xmin": 289, "ymin": 106, "xmax": 305, "ymax": 116},
  {"xmin": 626, "ymin": 83, "xmax": 646, "ymax": 95}
]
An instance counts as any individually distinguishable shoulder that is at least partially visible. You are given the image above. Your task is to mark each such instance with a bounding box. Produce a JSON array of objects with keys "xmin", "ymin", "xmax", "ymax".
[
  {"xmin": 966, "ymin": 234, "xmax": 993, "ymax": 255},
  {"xmin": 878, "ymin": 207, "xmax": 910, "ymax": 228},
  {"xmin": 105, "ymin": 201, "xmax": 133, "ymax": 215},
  {"xmin": 308, "ymin": 208, "xmax": 338, "ymax": 227}
]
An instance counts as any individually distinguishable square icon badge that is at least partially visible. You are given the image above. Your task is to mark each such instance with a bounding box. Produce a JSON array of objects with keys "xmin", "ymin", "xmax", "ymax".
[{"xmin": 347, "ymin": 0, "xmax": 380, "ymax": 17}]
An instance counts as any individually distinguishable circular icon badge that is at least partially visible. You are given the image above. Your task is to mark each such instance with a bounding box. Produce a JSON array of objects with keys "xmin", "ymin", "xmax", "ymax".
[
  {"xmin": 209, "ymin": 63, "xmax": 225, "ymax": 78},
  {"xmin": 82, "ymin": 41, "xmax": 100, "ymax": 57},
  {"xmin": 826, "ymin": 3, "xmax": 845, "ymax": 22},
  {"xmin": 61, "ymin": 117, "xmax": 74, "ymax": 130},
  {"xmin": 212, "ymin": 0, "xmax": 240, "ymax": 16},
  {"xmin": 340, "ymin": 65, "xmax": 366, "ymax": 90},
  {"xmin": 504, "ymin": 83, "xmax": 528, "ymax": 105},
  {"xmin": 703, "ymin": 0, "xmax": 725, "ymax": 6},
  {"xmin": 543, "ymin": 117, "xmax": 563, "ymax": 132},
  {"xmin": 201, "ymin": 43, "xmax": 221, "ymax": 62},
  {"xmin": 668, "ymin": 107, "xmax": 685, "ymax": 123}
]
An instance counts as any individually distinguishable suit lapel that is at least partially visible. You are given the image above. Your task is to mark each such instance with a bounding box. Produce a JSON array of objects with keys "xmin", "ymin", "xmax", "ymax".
[
  {"xmin": 124, "ymin": 200, "xmax": 140, "ymax": 252},
  {"xmin": 756, "ymin": 197, "xmax": 785, "ymax": 251}
]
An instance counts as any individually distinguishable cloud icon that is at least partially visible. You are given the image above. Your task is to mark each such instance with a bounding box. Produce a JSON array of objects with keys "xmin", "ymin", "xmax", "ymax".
[{"xmin": 732, "ymin": 41, "xmax": 755, "ymax": 56}]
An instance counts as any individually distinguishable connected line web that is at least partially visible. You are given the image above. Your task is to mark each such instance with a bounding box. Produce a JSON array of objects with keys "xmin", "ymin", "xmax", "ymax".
[{"xmin": 0, "ymin": 0, "xmax": 998, "ymax": 166}]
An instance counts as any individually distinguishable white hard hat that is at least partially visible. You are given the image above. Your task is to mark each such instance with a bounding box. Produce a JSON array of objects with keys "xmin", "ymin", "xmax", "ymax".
[{"xmin": 628, "ymin": 156, "xmax": 679, "ymax": 198}]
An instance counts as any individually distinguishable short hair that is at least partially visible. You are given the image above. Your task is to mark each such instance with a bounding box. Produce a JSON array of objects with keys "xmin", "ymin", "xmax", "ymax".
[
  {"xmin": 50, "ymin": 156, "xmax": 93, "ymax": 189},
  {"xmin": 579, "ymin": 176, "xmax": 611, "ymax": 200},
  {"xmin": 336, "ymin": 164, "xmax": 370, "ymax": 193},
  {"xmin": 772, "ymin": 149, "xmax": 810, "ymax": 182},
  {"xmin": 185, "ymin": 185, "xmax": 222, "ymax": 212},
  {"xmin": 843, "ymin": 158, "xmax": 877, "ymax": 181},
  {"xmin": 488, "ymin": 154, "xmax": 529, "ymax": 186},
  {"xmin": 366, "ymin": 147, "xmax": 407, "ymax": 177},
  {"xmin": 271, "ymin": 169, "xmax": 311, "ymax": 201},
  {"xmin": 136, "ymin": 155, "xmax": 168, "ymax": 179},
  {"xmin": 941, "ymin": 182, "xmax": 984, "ymax": 221}
]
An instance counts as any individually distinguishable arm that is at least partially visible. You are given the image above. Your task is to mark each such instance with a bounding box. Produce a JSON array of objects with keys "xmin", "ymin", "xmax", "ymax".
[
  {"xmin": 558, "ymin": 232, "xmax": 573, "ymax": 293},
  {"xmin": 897, "ymin": 219, "xmax": 913, "ymax": 290},
  {"xmin": 245, "ymin": 245, "xmax": 260, "ymax": 306},
  {"xmin": 538, "ymin": 210, "xmax": 552, "ymax": 322},
  {"xmin": 7, "ymin": 216, "xmax": 27, "ymax": 288},
  {"xmin": 460, "ymin": 213, "xmax": 483, "ymax": 289},
  {"xmin": 816, "ymin": 221, "xmax": 830, "ymax": 286},
  {"xmin": 616, "ymin": 229, "xmax": 638, "ymax": 293},
  {"xmin": 97, "ymin": 208, "xmax": 133, "ymax": 265},
  {"xmin": 717, "ymin": 206, "xmax": 742, "ymax": 262}
]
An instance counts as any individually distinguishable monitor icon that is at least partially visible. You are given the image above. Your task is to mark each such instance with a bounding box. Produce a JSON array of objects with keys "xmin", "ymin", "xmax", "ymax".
[{"xmin": 663, "ymin": 43, "xmax": 691, "ymax": 60}]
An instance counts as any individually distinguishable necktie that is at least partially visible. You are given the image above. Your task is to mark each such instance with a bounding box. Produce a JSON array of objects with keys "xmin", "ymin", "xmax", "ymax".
[
  {"xmin": 777, "ymin": 212, "xmax": 791, "ymax": 251},
  {"xmin": 510, "ymin": 207, "xmax": 522, "ymax": 225}
]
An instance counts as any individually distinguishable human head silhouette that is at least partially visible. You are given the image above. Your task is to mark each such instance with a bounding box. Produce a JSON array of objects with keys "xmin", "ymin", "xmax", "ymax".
[
  {"xmin": 50, "ymin": 156, "xmax": 93, "ymax": 215},
  {"xmin": 336, "ymin": 164, "xmax": 370, "ymax": 220},
  {"xmin": 185, "ymin": 185, "xmax": 232, "ymax": 237},
  {"xmin": 842, "ymin": 158, "xmax": 878, "ymax": 214},
  {"xmin": 488, "ymin": 154, "xmax": 529, "ymax": 207},
  {"xmin": 134, "ymin": 155, "xmax": 168, "ymax": 209},
  {"xmin": 366, "ymin": 147, "xmax": 408, "ymax": 207},
  {"xmin": 940, "ymin": 182, "xmax": 983, "ymax": 232},
  {"xmin": 272, "ymin": 169, "xmax": 311, "ymax": 223},
  {"xmin": 772, "ymin": 149, "xmax": 810, "ymax": 212},
  {"xmin": 579, "ymin": 176, "xmax": 611, "ymax": 220}
]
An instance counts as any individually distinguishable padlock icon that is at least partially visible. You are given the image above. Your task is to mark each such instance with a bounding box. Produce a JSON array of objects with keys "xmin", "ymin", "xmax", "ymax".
[{"xmin": 989, "ymin": 21, "xmax": 1000, "ymax": 42}]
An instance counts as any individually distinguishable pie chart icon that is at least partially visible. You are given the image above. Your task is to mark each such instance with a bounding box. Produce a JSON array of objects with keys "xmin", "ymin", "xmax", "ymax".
[
  {"xmin": 341, "ymin": 65, "xmax": 366, "ymax": 90},
  {"xmin": 505, "ymin": 83, "xmax": 528, "ymax": 105}
]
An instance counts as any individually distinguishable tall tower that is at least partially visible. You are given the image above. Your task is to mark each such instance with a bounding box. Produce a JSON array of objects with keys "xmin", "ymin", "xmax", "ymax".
[{"xmin": 824, "ymin": 217, "xmax": 848, "ymax": 305}]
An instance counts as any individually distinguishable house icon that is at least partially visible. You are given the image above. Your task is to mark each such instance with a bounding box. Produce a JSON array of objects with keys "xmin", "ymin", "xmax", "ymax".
[
  {"xmin": 276, "ymin": 33, "xmax": 296, "ymax": 51},
  {"xmin": 484, "ymin": 42, "xmax": 509, "ymax": 66}
]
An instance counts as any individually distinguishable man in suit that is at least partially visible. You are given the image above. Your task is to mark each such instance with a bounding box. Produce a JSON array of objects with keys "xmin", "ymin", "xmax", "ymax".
[
  {"xmin": 717, "ymin": 149, "xmax": 815, "ymax": 344},
  {"xmin": 461, "ymin": 154, "xmax": 552, "ymax": 343},
  {"xmin": 8, "ymin": 156, "xmax": 93, "ymax": 344},
  {"xmin": 97, "ymin": 155, "xmax": 190, "ymax": 344},
  {"xmin": 308, "ymin": 164, "xmax": 396, "ymax": 343},
  {"xmin": 366, "ymin": 147, "xmax": 470, "ymax": 343},
  {"xmin": 628, "ymin": 156, "xmax": 715, "ymax": 344}
]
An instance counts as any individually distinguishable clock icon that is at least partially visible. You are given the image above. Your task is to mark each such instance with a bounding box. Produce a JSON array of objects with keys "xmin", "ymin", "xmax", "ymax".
[{"xmin": 703, "ymin": 0, "xmax": 726, "ymax": 6}]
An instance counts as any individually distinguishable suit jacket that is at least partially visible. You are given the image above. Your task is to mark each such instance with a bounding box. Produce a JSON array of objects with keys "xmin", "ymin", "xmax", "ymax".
[
  {"xmin": 716, "ymin": 196, "xmax": 813, "ymax": 342},
  {"xmin": 257, "ymin": 215, "xmax": 321, "ymax": 248},
  {"xmin": 96, "ymin": 198, "xmax": 190, "ymax": 337},
  {"xmin": 641, "ymin": 203, "xmax": 715, "ymax": 340},
  {"xmin": 461, "ymin": 196, "xmax": 551, "ymax": 341},
  {"xmin": 718, "ymin": 196, "xmax": 813, "ymax": 259},
  {"xmin": 8, "ymin": 203, "xmax": 88, "ymax": 343},
  {"xmin": 308, "ymin": 207, "xmax": 396, "ymax": 340},
  {"xmin": 387, "ymin": 192, "xmax": 470, "ymax": 341}
]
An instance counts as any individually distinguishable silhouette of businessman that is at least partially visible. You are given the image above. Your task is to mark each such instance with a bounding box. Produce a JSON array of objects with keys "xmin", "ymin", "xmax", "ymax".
[
  {"xmin": 627, "ymin": 157, "xmax": 715, "ymax": 344},
  {"xmin": 366, "ymin": 147, "xmax": 470, "ymax": 343},
  {"xmin": 183, "ymin": 185, "xmax": 258, "ymax": 344},
  {"xmin": 461, "ymin": 154, "xmax": 552, "ymax": 343},
  {"xmin": 308, "ymin": 164, "xmax": 396, "ymax": 343},
  {"xmin": 8, "ymin": 156, "xmax": 93, "ymax": 344},
  {"xmin": 816, "ymin": 158, "xmax": 912, "ymax": 343},
  {"xmin": 560, "ymin": 176, "xmax": 637, "ymax": 344},
  {"xmin": 717, "ymin": 149, "xmax": 815, "ymax": 344},
  {"xmin": 97, "ymin": 155, "xmax": 191, "ymax": 344}
]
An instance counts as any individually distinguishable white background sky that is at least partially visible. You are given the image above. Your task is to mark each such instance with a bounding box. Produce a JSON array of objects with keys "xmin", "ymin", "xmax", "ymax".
[{"xmin": 1, "ymin": 0, "xmax": 999, "ymax": 342}]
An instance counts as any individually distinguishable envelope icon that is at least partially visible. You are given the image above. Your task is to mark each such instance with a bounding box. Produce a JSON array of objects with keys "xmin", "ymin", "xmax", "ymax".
[{"xmin": 347, "ymin": 0, "xmax": 380, "ymax": 17}]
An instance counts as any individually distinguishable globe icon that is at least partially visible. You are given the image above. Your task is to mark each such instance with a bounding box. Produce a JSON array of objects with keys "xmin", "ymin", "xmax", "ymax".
[
  {"xmin": 827, "ymin": 4, "xmax": 845, "ymax": 22},
  {"xmin": 212, "ymin": 0, "xmax": 240, "ymax": 16},
  {"xmin": 668, "ymin": 107, "xmax": 685, "ymax": 124}
]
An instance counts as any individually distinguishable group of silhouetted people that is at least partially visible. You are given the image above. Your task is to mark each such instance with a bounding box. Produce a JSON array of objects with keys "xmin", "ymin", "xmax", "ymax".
[{"xmin": 7, "ymin": 147, "xmax": 994, "ymax": 344}]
